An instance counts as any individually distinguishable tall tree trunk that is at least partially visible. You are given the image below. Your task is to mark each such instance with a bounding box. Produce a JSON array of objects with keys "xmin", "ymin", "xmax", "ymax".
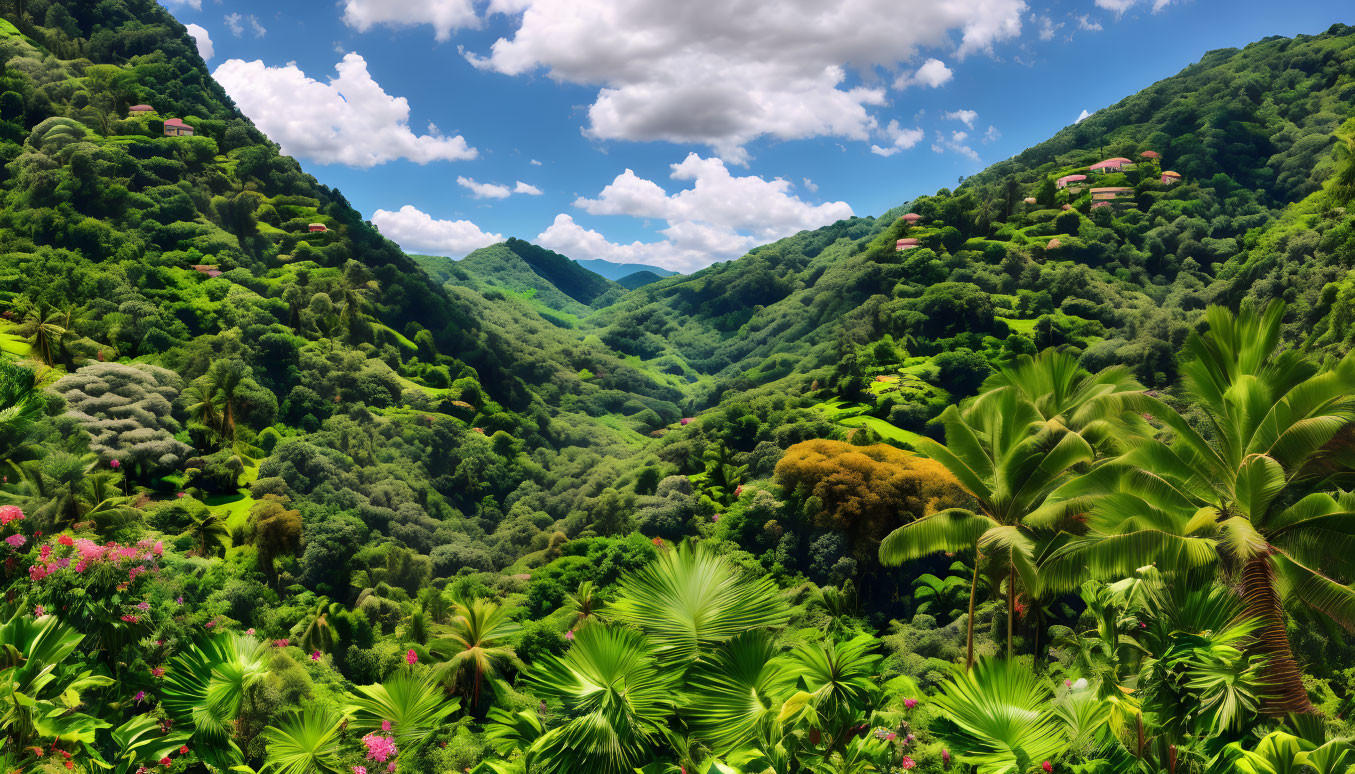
[
  {"xmin": 1241, "ymin": 554, "xmax": 1315, "ymax": 714},
  {"xmin": 1006, "ymin": 565, "xmax": 1015, "ymax": 660},
  {"xmin": 966, "ymin": 551, "xmax": 980, "ymax": 669}
]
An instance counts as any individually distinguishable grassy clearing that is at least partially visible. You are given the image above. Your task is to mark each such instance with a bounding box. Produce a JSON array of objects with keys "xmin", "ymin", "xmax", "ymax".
[{"xmin": 839, "ymin": 415, "xmax": 922, "ymax": 445}]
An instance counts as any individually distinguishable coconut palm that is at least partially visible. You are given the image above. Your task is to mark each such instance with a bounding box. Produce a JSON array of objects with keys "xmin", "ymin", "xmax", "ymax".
[
  {"xmin": 522, "ymin": 624, "xmax": 677, "ymax": 774},
  {"xmin": 429, "ymin": 598, "xmax": 522, "ymax": 714},
  {"xmin": 1040, "ymin": 302, "xmax": 1355, "ymax": 714},
  {"xmin": 184, "ymin": 380, "xmax": 223, "ymax": 440},
  {"xmin": 930, "ymin": 657, "xmax": 1065, "ymax": 774},
  {"xmin": 879, "ymin": 387, "xmax": 1097, "ymax": 665},
  {"xmin": 608, "ymin": 539, "xmax": 789, "ymax": 665},
  {"xmin": 22, "ymin": 302, "xmax": 67, "ymax": 366}
]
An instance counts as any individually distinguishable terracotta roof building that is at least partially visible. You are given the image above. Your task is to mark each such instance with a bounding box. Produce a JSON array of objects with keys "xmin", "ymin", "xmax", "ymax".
[
  {"xmin": 1056, "ymin": 174, "xmax": 1087, "ymax": 189},
  {"xmin": 1161, "ymin": 171, "xmax": 1182, "ymax": 185},
  {"xmin": 163, "ymin": 118, "xmax": 194, "ymax": 137}
]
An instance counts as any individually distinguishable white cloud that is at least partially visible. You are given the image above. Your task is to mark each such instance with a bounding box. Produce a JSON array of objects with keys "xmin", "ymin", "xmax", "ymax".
[
  {"xmin": 248, "ymin": 15, "xmax": 267, "ymax": 37},
  {"xmin": 514, "ymin": 181, "xmax": 543, "ymax": 195},
  {"xmin": 224, "ymin": 13, "xmax": 265, "ymax": 38},
  {"xmin": 894, "ymin": 58, "xmax": 953, "ymax": 89},
  {"xmin": 1076, "ymin": 15, "xmax": 1103, "ymax": 31},
  {"xmin": 457, "ymin": 177, "xmax": 512, "ymax": 199},
  {"xmin": 371, "ymin": 205, "xmax": 502, "ymax": 257},
  {"xmin": 870, "ymin": 120, "xmax": 924, "ymax": 157},
  {"xmin": 1098, "ymin": 0, "xmax": 1176, "ymax": 11},
  {"xmin": 466, "ymin": 0, "xmax": 1027, "ymax": 161},
  {"xmin": 932, "ymin": 130, "xmax": 980, "ymax": 161},
  {"xmin": 982, "ymin": 125, "xmax": 1000, "ymax": 143},
  {"xmin": 943, "ymin": 109, "xmax": 979, "ymax": 128},
  {"xmin": 802, "ymin": 178, "xmax": 818, "ymax": 192},
  {"xmin": 163, "ymin": 0, "xmax": 201, "ymax": 9},
  {"xmin": 341, "ymin": 0, "xmax": 479, "ymax": 41},
  {"xmin": 1035, "ymin": 14, "xmax": 1063, "ymax": 40},
  {"xmin": 538, "ymin": 153, "xmax": 853, "ymax": 272},
  {"xmin": 529, "ymin": 159, "xmax": 543, "ymax": 166},
  {"xmin": 1076, "ymin": 108, "xmax": 1091, "ymax": 123},
  {"xmin": 185, "ymin": 23, "xmax": 213, "ymax": 61},
  {"xmin": 213, "ymin": 53, "xmax": 477, "ymax": 168}
]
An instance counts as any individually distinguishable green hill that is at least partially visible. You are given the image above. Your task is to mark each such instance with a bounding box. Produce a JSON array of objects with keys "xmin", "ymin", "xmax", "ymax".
[{"xmin": 617, "ymin": 269, "xmax": 665, "ymax": 290}]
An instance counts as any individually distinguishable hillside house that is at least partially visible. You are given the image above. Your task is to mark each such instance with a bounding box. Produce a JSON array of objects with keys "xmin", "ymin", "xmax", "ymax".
[
  {"xmin": 308, "ymin": 223, "xmax": 328, "ymax": 233},
  {"xmin": 1161, "ymin": 170, "xmax": 1182, "ymax": 185},
  {"xmin": 896, "ymin": 238, "xmax": 920, "ymax": 251},
  {"xmin": 1089, "ymin": 157, "xmax": 1132, "ymax": 173},
  {"xmin": 1056, "ymin": 174, "xmax": 1086, "ymax": 189},
  {"xmin": 1089, "ymin": 187, "xmax": 1133, "ymax": 201},
  {"xmin": 900, "ymin": 213, "xmax": 922, "ymax": 224},
  {"xmin": 163, "ymin": 118, "xmax": 193, "ymax": 137},
  {"xmin": 1140, "ymin": 150, "xmax": 1160, "ymax": 160},
  {"xmin": 128, "ymin": 104, "xmax": 154, "ymax": 116}
]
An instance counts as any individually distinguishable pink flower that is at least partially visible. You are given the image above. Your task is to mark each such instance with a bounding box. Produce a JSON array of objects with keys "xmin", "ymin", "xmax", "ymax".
[
  {"xmin": 205, "ymin": 620, "xmax": 215, "ymax": 629},
  {"xmin": 900, "ymin": 757, "xmax": 916, "ymax": 770},
  {"xmin": 176, "ymin": 597, "xmax": 184, "ymax": 605},
  {"xmin": 57, "ymin": 534, "xmax": 73, "ymax": 547},
  {"xmin": 1042, "ymin": 762, "xmax": 1053, "ymax": 773},
  {"xmin": 6, "ymin": 533, "xmax": 26, "ymax": 548},
  {"xmin": 0, "ymin": 505, "xmax": 23, "ymax": 525},
  {"xmin": 121, "ymin": 614, "xmax": 140, "ymax": 623},
  {"xmin": 381, "ymin": 721, "xmax": 392, "ymax": 732},
  {"xmin": 387, "ymin": 765, "xmax": 395, "ymax": 773},
  {"xmin": 711, "ymin": 513, "xmax": 720, "ymax": 523},
  {"xmin": 274, "ymin": 639, "xmax": 290, "ymax": 648},
  {"xmin": 353, "ymin": 768, "xmax": 367, "ymax": 774},
  {"xmin": 110, "ymin": 459, "xmax": 120, "ymax": 469},
  {"xmin": 564, "ymin": 630, "xmax": 574, "ymax": 641},
  {"xmin": 134, "ymin": 691, "xmax": 145, "ymax": 703},
  {"xmin": 405, "ymin": 649, "xmax": 417, "ymax": 665},
  {"xmin": 74, "ymin": 561, "xmax": 87, "ymax": 573},
  {"xmin": 177, "ymin": 492, "xmax": 186, "ymax": 498},
  {"xmin": 34, "ymin": 605, "xmax": 45, "ymax": 616},
  {"xmin": 1065, "ymin": 679, "xmax": 1072, "ymax": 687},
  {"xmin": 903, "ymin": 698, "xmax": 917, "ymax": 710},
  {"xmin": 942, "ymin": 749, "xmax": 951, "ymax": 764},
  {"xmin": 152, "ymin": 667, "xmax": 164, "ymax": 678},
  {"xmin": 28, "ymin": 564, "xmax": 47, "ymax": 581},
  {"xmin": 361, "ymin": 734, "xmax": 398, "ymax": 763},
  {"xmin": 138, "ymin": 601, "xmax": 150, "ymax": 611},
  {"xmin": 246, "ymin": 628, "xmax": 255, "ymax": 635},
  {"xmin": 311, "ymin": 650, "xmax": 322, "ymax": 661}
]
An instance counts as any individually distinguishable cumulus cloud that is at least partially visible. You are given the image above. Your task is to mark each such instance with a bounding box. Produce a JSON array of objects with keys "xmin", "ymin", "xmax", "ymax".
[
  {"xmin": 185, "ymin": 23, "xmax": 213, "ymax": 61},
  {"xmin": 1076, "ymin": 108, "xmax": 1091, "ymax": 123},
  {"xmin": 371, "ymin": 205, "xmax": 502, "ymax": 257},
  {"xmin": 932, "ymin": 130, "xmax": 980, "ymax": 161},
  {"xmin": 894, "ymin": 58, "xmax": 953, "ymax": 89},
  {"xmin": 871, "ymin": 120, "xmax": 924, "ymax": 157},
  {"xmin": 213, "ymin": 53, "xmax": 477, "ymax": 168},
  {"xmin": 529, "ymin": 159, "xmax": 543, "ymax": 166},
  {"xmin": 1034, "ymin": 15, "xmax": 1063, "ymax": 40},
  {"xmin": 537, "ymin": 154, "xmax": 853, "ymax": 272},
  {"xmin": 982, "ymin": 125, "xmax": 1000, "ymax": 143},
  {"xmin": 341, "ymin": 0, "xmax": 479, "ymax": 41},
  {"xmin": 457, "ymin": 177, "xmax": 512, "ymax": 199},
  {"xmin": 464, "ymin": 0, "xmax": 1027, "ymax": 161},
  {"xmin": 514, "ymin": 181, "xmax": 543, "ymax": 195},
  {"xmin": 1076, "ymin": 15, "xmax": 1103, "ymax": 31},
  {"xmin": 1095, "ymin": 0, "xmax": 1174, "ymax": 12},
  {"xmin": 942, "ymin": 109, "xmax": 979, "ymax": 128},
  {"xmin": 802, "ymin": 178, "xmax": 818, "ymax": 192}
]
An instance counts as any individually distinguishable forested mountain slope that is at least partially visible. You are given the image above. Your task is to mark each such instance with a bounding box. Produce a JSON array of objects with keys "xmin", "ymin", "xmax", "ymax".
[{"xmin": 3, "ymin": 5, "xmax": 1355, "ymax": 773}]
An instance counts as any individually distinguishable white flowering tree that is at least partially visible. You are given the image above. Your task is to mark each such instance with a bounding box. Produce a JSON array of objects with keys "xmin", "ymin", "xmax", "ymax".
[{"xmin": 49, "ymin": 362, "xmax": 192, "ymax": 479}]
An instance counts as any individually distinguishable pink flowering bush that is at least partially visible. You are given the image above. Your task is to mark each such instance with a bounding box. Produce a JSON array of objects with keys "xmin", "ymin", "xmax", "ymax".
[
  {"xmin": 16, "ymin": 533, "xmax": 166, "ymax": 638},
  {"xmin": 361, "ymin": 734, "xmax": 398, "ymax": 763}
]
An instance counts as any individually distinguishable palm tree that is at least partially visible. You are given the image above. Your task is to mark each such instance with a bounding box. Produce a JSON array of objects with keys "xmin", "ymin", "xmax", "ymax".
[
  {"xmin": 259, "ymin": 708, "xmax": 344, "ymax": 774},
  {"xmin": 608, "ymin": 539, "xmax": 789, "ymax": 665},
  {"xmin": 879, "ymin": 387, "xmax": 1097, "ymax": 665},
  {"xmin": 929, "ymin": 657, "xmax": 1065, "ymax": 774},
  {"xmin": 1331, "ymin": 132, "xmax": 1355, "ymax": 206},
  {"xmin": 429, "ymin": 598, "xmax": 522, "ymax": 714},
  {"xmin": 296, "ymin": 601, "xmax": 341, "ymax": 654},
  {"xmin": 184, "ymin": 380, "xmax": 223, "ymax": 440},
  {"xmin": 1042, "ymin": 302, "xmax": 1355, "ymax": 714},
  {"xmin": 161, "ymin": 632, "xmax": 268, "ymax": 770},
  {"xmin": 0, "ymin": 360, "xmax": 43, "ymax": 463},
  {"xmin": 345, "ymin": 672, "xmax": 460, "ymax": 755},
  {"xmin": 22, "ymin": 303, "xmax": 67, "ymax": 367},
  {"xmin": 188, "ymin": 509, "xmax": 230, "ymax": 558},
  {"xmin": 522, "ymin": 624, "xmax": 677, "ymax": 774},
  {"xmin": 566, "ymin": 580, "xmax": 603, "ymax": 624}
]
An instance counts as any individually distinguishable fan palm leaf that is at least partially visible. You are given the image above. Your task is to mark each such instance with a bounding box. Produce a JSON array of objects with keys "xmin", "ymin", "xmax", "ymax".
[{"xmin": 259, "ymin": 708, "xmax": 344, "ymax": 774}]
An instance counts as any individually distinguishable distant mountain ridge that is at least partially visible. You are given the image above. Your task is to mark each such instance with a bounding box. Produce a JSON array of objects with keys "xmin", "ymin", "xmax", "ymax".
[{"xmin": 573, "ymin": 257, "xmax": 679, "ymax": 281}]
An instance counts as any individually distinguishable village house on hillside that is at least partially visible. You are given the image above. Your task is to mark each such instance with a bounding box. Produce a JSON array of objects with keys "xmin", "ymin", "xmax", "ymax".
[
  {"xmin": 128, "ymin": 104, "xmax": 153, "ymax": 117},
  {"xmin": 1140, "ymin": 150, "xmax": 1161, "ymax": 160},
  {"xmin": 1162, "ymin": 170, "xmax": 1182, "ymax": 185},
  {"xmin": 308, "ymin": 223, "xmax": 328, "ymax": 233},
  {"xmin": 899, "ymin": 213, "xmax": 922, "ymax": 224},
  {"xmin": 1090, "ymin": 157, "xmax": 1132, "ymax": 173},
  {"xmin": 163, "ymin": 118, "xmax": 193, "ymax": 137},
  {"xmin": 1056, "ymin": 173, "xmax": 1086, "ymax": 190},
  {"xmin": 896, "ymin": 238, "xmax": 920, "ymax": 251}
]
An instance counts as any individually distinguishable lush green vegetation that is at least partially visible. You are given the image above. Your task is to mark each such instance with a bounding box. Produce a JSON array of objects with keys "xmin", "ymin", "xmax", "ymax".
[{"xmin": 4, "ymin": 3, "xmax": 1355, "ymax": 772}]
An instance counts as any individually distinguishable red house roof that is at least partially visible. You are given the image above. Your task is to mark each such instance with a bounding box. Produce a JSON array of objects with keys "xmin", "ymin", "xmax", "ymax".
[
  {"xmin": 1089, "ymin": 157, "xmax": 1131, "ymax": 171},
  {"xmin": 1057, "ymin": 174, "xmax": 1087, "ymax": 185},
  {"xmin": 130, "ymin": 104, "xmax": 153, "ymax": 111},
  {"xmin": 900, "ymin": 213, "xmax": 922, "ymax": 222},
  {"xmin": 1140, "ymin": 150, "xmax": 1160, "ymax": 159},
  {"xmin": 1161, "ymin": 170, "xmax": 1181, "ymax": 178}
]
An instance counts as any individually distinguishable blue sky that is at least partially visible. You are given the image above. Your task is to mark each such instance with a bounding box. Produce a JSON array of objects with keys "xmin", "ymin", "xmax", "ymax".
[{"xmin": 162, "ymin": 0, "xmax": 1352, "ymax": 273}]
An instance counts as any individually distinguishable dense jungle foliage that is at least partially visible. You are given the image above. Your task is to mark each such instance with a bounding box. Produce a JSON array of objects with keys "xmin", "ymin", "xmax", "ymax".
[{"xmin": 3, "ymin": 1, "xmax": 1355, "ymax": 772}]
